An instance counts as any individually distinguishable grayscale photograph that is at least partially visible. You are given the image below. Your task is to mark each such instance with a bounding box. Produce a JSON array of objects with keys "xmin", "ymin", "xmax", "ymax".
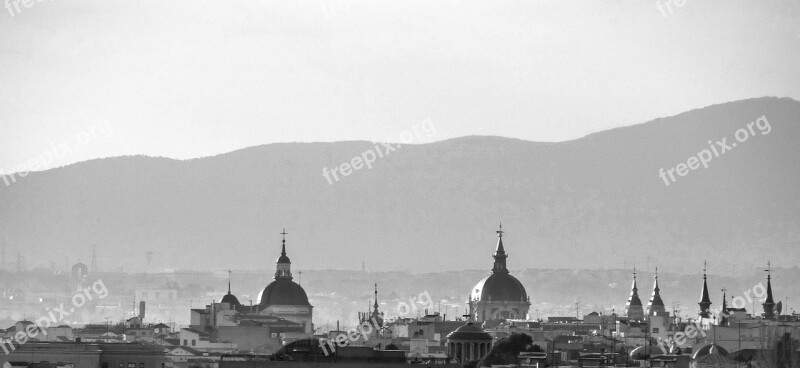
[{"xmin": 1, "ymin": 1, "xmax": 799, "ymax": 367}]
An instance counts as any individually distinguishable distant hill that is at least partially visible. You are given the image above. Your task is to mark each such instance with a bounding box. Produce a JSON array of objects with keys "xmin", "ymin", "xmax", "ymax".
[{"xmin": 1, "ymin": 97, "xmax": 798, "ymax": 274}]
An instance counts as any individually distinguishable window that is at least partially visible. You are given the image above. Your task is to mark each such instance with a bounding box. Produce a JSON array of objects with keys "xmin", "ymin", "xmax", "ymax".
[
  {"xmin": 183, "ymin": 339, "xmax": 188, "ymax": 345},
  {"xmin": 652, "ymin": 328, "xmax": 660, "ymax": 333},
  {"xmin": 102, "ymin": 363, "xmax": 108, "ymax": 368},
  {"xmin": 119, "ymin": 363, "xmax": 124, "ymax": 368},
  {"xmin": 128, "ymin": 363, "xmax": 136, "ymax": 368},
  {"xmin": 191, "ymin": 339, "xmax": 196, "ymax": 346},
  {"xmin": 140, "ymin": 363, "xmax": 145, "ymax": 368}
]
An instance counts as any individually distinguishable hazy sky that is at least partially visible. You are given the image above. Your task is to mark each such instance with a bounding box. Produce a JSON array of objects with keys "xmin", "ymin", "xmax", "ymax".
[{"xmin": 1, "ymin": 0, "xmax": 798, "ymax": 172}]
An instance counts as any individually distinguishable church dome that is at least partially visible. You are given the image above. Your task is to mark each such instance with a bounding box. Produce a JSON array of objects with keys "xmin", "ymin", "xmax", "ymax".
[
  {"xmin": 630, "ymin": 345, "xmax": 661, "ymax": 360},
  {"xmin": 447, "ymin": 322, "xmax": 492, "ymax": 341},
  {"xmin": 259, "ymin": 229, "xmax": 309, "ymax": 307},
  {"xmin": 260, "ymin": 279, "xmax": 310, "ymax": 307},
  {"xmin": 692, "ymin": 344, "xmax": 729, "ymax": 360},
  {"xmin": 472, "ymin": 273, "xmax": 528, "ymax": 302},
  {"xmin": 221, "ymin": 292, "xmax": 241, "ymax": 307}
]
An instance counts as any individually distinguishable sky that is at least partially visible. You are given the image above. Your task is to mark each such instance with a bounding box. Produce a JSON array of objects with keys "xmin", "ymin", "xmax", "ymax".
[{"xmin": 1, "ymin": 0, "xmax": 798, "ymax": 173}]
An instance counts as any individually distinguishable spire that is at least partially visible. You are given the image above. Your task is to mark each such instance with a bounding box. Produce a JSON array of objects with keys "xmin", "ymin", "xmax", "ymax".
[
  {"xmin": 492, "ymin": 223, "xmax": 508, "ymax": 274},
  {"xmin": 720, "ymin": 288, "xmax": 729, "ymax": 326},
  {"xmin": 763, "ymin": 261, "xmax": 776, "ymax": 320},
  {"xmin": 373, "ymin": 282, "xmax": 379, "ymax": 314},
  {"xmin": 281, "ymin": 228, "xmax": 287, "ymax": 258},
  {"xmin": 274, "ymin": 228, "xmax": 292, "ymax": 280},
  {"xmin": 626, "ymin": 267, "xmax": 644, "ymax": 321},
  {"xmin": 699, "ymin": 261, "xmax": 712, "ymax": 318},
  {"xmin": 648, "ymin": 267, "xmax": 666, "ymax": 317},
  {"xmin": 227, "ymin": 270, "xmax": 232, "ymax": 295}
]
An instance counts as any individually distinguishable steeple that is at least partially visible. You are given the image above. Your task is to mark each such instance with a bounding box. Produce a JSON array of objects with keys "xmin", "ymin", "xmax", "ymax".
[
  {"xmin": 763, "ymin": 262, "xmax": 776, "ymax": 320},
  {"xmin": 491, "ymin": 223, "xmax": 508, "ymax": 274},
  {"xmin": 275, "ymin": 229, "xmax": 292, "ymax": 280},
  {"xmin": 647, "ymin": 267, "xmax": 666, "ymax": 317},
  {"xmin": 626, "ymin": 268, "xmax": 644, "ymax": 321},
  {"xmin": 719, "ymin": 288, "xmax": 729, "ymax": 326},
  {"xmin": 699, "ymin": 261, "xmax": 712, "ymax": 318},
  {"xmin": 220, "ymin": 269, "xmax": 241, "ymax": 307},
  {"xmin": 373, "ymin": 282, "xmax": 379, "ymax": 315}
]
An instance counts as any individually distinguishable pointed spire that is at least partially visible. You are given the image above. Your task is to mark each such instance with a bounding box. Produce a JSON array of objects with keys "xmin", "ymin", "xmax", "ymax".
[
  {"xmin": 763, "ymin": 261, "xmax": 776, "ymax": 320},
  {"xmin": 274, "ymin": 228, "xmax": 292, "ymax": 280},
  {"xmin": 648, "ymin": 267, "xmax": 666, "ymax": 317},
  {"xmin": 491, "ymin": 223, "xmax": 508, "ymax": 274},
  {"xmin": 626, "ymin": 267, "xmax": 644, "ymax": 320},
  {"xmin": 699, "ymin": 261, "xmax": 712, "ymax": 318},
  {"xmin": 227, "ymin": 270, "xmax": 232, "ymax": 295},
  {"xmin": 373, "ymin": 282, "xmax": 379, "ymax": 312},
  {"xmin": 281, "ymin": 228, "xmax": 288, "ymax": 257},
  {"xmin": 720, "ymin": 288, "xmax": 729, "ymax": 326}
]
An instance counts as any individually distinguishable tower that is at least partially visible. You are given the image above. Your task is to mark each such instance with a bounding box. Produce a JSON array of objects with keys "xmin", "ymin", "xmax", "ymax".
[
  {"xmin": 699, "ymin": 261, "xmax": 712, "ymax": 318},
  {"xmin": 719, "ymin": 289, "xmax": 729, "ymax": 326},
  {"xmin": 647, "ymin": 268, "xmax": 667, "ymax": 317},
  {"xmin": 275, "ymin": 229, "xmax": 292, "ymax": 280},
  {"xmin": 626, "ymin": 268, "xmax": 644, "ymax": 321},
  {"xmin": 763, "ymin": 262, "xmax": 776, "ymax": 321}
]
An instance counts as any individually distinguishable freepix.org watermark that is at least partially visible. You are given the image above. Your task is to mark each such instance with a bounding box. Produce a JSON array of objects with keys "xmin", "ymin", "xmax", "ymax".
[
  {"xmin": 658, "ymin": 115, "xmax": 771, "ymax": 186},
  {"xmin": 0, "ymin": 121, "xmax": 114, "ymax": 187},
  {"xmin": 1, "ymin": 279, "xmax": 108, "ymax": 355},
  {"xmin": 656, "ymin": 0, "xmax": 688, "ymax": 17},
  {"xmin": 4, "ymin": 0, "xmax": 53, "ymax": 17},
  {"xmin": 321, "ymin": 119, "xmax": 436, "ymax": 185},
  {"xmin": 319, "ymin": 290, "xmax": 434, "ymax": 356}
]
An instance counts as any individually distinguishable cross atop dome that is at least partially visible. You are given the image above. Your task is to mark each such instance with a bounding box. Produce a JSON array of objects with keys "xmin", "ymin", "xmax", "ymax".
[
  {"xmin": 492, "ymin": 224, "xmax": 508, "ymax": 274},
  {"xmin": 275, "ymin": 228, "xmax": 292, "ymax": 279}
]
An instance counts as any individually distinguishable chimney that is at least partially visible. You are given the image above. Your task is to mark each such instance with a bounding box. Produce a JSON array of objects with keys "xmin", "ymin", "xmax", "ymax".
[{"xmin": 139, "ymin": 301, "xmax": 146, "ymax": 321}]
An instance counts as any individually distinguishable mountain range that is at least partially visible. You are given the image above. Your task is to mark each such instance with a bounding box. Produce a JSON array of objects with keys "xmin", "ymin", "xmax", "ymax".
[{"xmin": 1, "ymin": 97, "xmax": 798, "ymax": 275}]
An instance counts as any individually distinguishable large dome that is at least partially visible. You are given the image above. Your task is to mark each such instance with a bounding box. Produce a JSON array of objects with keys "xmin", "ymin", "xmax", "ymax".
[
  {"xmin": 447, "ymin": 322, "xmax": 492, "ymax": 341},
  {"xmin": 471, "ymin": 273, "xmax": 528, "ymax": 302},
  {"xmin": 259, "ymin": 279, "xmax": 310, "ymax": 307}
]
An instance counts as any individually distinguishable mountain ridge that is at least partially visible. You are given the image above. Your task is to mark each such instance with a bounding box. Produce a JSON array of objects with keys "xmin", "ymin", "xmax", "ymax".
[{"xmin": 1, "ymin": 97, "xmax": 798, "ymax": 274}]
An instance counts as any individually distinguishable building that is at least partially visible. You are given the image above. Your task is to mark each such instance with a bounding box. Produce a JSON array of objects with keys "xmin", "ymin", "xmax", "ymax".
[
  {"xmin": 468, "ymin": 224, "xmax": 530, "ymax": 323},
  {"xmin": 256, "ymin": 230, "xmax": 314, "ymax": 334},
  {"xmin": 698, "ymin": 263, "xmax": 712, "ymax": 319},
  {"xmin": 187, "ymin": 230, "xmax": 313, "ymax": 354},
  {"xmin": 1, "ymin": 342, "xmax": 165, "ymax": 368},
  {"xmin": 446, "ymin": 321, "xmax": 492, "ymax": 364}
]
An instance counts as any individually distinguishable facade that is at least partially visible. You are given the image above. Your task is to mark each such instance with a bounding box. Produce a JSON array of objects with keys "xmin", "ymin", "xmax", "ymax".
[
  {"xmin": 446, "ymin": 322, "xmax": 493, "ymax": 364},
  {"xmin": 1, "ymin": 342, "xmax": 164, "ymax": 368},
  {"xmin": 469, "ymin": 225, "xmax": 530, "ymax": 323}
]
